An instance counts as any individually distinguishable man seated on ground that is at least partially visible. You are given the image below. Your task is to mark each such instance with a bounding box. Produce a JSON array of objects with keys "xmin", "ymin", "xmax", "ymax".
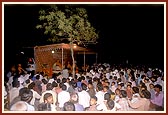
[{"xmin": 63, "ymin": 102, "xmax": 75, "ymax": 111}]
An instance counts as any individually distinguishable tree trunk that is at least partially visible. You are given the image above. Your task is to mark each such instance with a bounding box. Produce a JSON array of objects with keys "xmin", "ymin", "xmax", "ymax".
[{"xmin": 70, "ymin": 42, "xmax": 75, "ymax": 78}]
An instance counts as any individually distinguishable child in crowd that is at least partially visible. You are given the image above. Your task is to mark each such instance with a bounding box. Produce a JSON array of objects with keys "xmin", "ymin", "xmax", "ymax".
[
  {"xmin": 86, "ymin": 96, "xmax": 98, "ymax": 111},
  {"xmin": 149, "ymin": 83, "xmax": 155, "ymax": 100},
  {"xmin": 126, "ymin": 85, "xmax": 133, "ymax": 99},
  {"xmin": 111, "ymin": 82, "xmax": 117, "ymax": 93},
  {"xmin": 114, "ymin": 88, "xmax": 121, "ymax": 102}
]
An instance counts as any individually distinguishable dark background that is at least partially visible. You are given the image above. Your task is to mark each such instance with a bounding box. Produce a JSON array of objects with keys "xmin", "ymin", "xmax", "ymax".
[{"xmin": 4, "ymin": 4, "xmax": 164, "ymax": 70}]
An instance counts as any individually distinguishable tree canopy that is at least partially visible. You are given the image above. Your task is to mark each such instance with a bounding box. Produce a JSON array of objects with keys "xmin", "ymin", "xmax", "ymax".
[{"xmin": 36, "ymin": 5, "xmax": 99, "ymax": 45}]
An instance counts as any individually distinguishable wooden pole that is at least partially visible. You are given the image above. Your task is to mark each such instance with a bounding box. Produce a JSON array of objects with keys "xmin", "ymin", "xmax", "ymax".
[
  {"xmin": 62, "ymin": 47, "xmax": 64, "ymax": 70},
  {"xmin": 96, "ymin": 53, "xmax": 98, "ymax": 64},
  {"xmin": 84, "ymin": 51, "xmax": 85, "ymax": 71}
]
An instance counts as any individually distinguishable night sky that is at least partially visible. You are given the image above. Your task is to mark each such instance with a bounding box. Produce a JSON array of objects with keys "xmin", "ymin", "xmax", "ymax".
[{"xmin": 4, "ymin": 4, "xmax": 164, "ymax": 70}]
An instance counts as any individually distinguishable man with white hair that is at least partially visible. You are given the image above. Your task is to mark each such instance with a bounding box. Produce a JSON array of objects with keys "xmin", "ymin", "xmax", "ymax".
[{"xmin": 10, "ymin": 101, "xmax": 28, "ymax": 111}]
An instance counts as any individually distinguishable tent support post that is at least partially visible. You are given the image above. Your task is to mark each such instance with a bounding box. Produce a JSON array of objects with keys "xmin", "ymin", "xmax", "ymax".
[
  {"xmin": 84, "ymin": 51, "xmax": 85, "ymax": 72},
  {"xmin": 96, "ymin": 53, "xmax": 98, "ymax": 64},
  {"xmin": 62, "ymin": 47, "xmax": 64, "ymax": 70}
]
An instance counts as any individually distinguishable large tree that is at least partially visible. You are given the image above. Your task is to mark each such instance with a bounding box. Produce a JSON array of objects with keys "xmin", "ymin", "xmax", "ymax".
[{"xmin": 36, "ymin": 5, "xmax": 98, "ymax": 77}]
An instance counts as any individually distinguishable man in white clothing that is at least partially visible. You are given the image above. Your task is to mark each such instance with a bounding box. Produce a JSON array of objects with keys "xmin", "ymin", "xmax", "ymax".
[
  {"xmin": 9, "ymin": 79, "xmax": 20, "ymax": 104},
  {"xmin": 95, "ymin": 83, "xmax": 105, "ymax": 105},
  {"xmin": 28, "ymin": 82, "xmax": 41, "ymax": 106},
  {"xmin": 58, "ymin": 85, "xmax": 70, "ymax": 108},
  {"xmin": 78, "ymin": 83, "xmax": 90, "ymax": 109}
]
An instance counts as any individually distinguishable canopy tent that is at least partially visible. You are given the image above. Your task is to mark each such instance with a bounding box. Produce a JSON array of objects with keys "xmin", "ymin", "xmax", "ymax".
[{"xmin": 34, "ymin": 43, "xmax": 97, "ymax": 73}]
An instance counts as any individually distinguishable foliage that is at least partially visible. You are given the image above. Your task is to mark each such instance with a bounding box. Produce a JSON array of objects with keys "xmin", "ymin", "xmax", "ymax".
[{"xmin": 36, "ymin": 5, "xmax": 99, "ymax": 44}]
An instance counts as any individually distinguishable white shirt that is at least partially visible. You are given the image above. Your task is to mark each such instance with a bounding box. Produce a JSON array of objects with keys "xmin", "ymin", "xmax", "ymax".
[
  {"xmin": 78, "ymin": 90, "xmax": 90, "ymax": 108},
  {"xmin": 95, "ymin": 73, "xmax": 100, "ymax": 78},
  {"xmin": 76, "ymin": 73, "xmax": 81, "ymax": 78},
  {"xmin": 64, "ymin": 82, "xmax": 70, "ymax": 91},
  {"xmin": 25, "ymin": 102, "xmax": 35, "ymax": 111},
  {"xmin": 4, "ymin": 86, "xmax": 7, "ymax": 99},
  {"xmin": 51, "ymin": 104, "xmax": 57, "ymax": 111},
  {"xmin": 115, "ymin": 95, "xmax": 120, "ymax": 102},
  {"xmin": 18, "ymin": 75, "xmax": 25, "ymax": 84},
  {"xmin": 9, "ymin": 87, "xmax": 20, "ymax": 103},
  {"xmin": 18, "ymin": 75, "xmax": 26, "ymax": 88},
  {"xmin": 48, "ymin": 78, "xmax": 55, "ymax": 84},
  {"xmin": 30, "ymin": 89, "xmax": 41, "ymax": 105},
  {"xmin": 58, "ymin": 90, "xmax": 70, "ymax": 108},
  {"xmin": 131, "ymin": 81, "xmax": 136, "ymax": 87},
  {"xmin": 8, "ymin": 76, "xmax": 14, "ymax": 90},
  {"xmin": 97, "ymin": 102, "xmax": 107, "ymax": 111},
  {"xmin": 131, "ymin": 93, "xmax": 140, "ymax": 103},
  {"xmin": 116, "ymin": 73, "xmax": 120, "ymax": 79},
  {"xmin": 161, "ymin": 80, "xmax": 164, "ymax": 92},
  {"xmin": 86, "ymin": 72, "xmax": 92, "ymax": 78},
  {"xmin": 39, "ymin": 75, "xmax": 44, "ymax": 81},
  {"xmin": 95, "ymin": 91, "xmax": 105, "ymax": 105},
  {"xmin": 111, "ymin": 86, "xmax": 117, "ymax": 93},
  {"xmin": 106, "ymin": 73, "xmax": 110, "ymax": 79},
  {"xmin": 97, "ymin": 100, "xmax": 121, "ymax": 111},
  {"xmin": 23, "ymin": 74, "xmax": 31, "ymax": 81},
  {"xmin": 145, "ymin": 82, "xmax": 150, "ymax": 91},
  {"xmin": 111, "ymin": 101, "xmax": 122, "ymax": 111}
]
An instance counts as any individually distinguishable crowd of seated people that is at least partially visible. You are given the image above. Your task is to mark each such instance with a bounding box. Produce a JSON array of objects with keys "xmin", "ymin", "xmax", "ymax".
[{"xmin": 4, "ymin": 63, "xmax": 164, "ymax": 111}]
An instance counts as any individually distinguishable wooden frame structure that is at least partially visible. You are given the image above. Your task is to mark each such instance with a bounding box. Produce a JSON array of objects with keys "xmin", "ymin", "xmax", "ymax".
[{"xmin": 34, "ymin": 43, "xmax": 97, "ymax": 73}]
